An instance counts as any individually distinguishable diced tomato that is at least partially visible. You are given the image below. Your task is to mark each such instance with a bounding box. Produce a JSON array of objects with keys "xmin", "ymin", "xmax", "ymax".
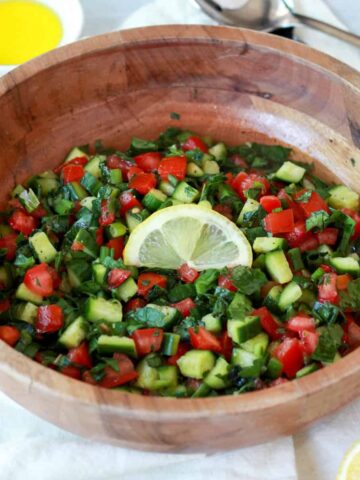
[
  {"xmin": 119, "ymin": 191, "xmax": 142, "ymax": 217},
  {"xmin": 95, "ymin": 227, "xmax": 104, "ymax": 246},
  {"xmin": 241, "ymin": 173, "xmax": 270, "ymax": 199},
  {"xmin": 9, "ymin": 210, "xmax": 37, "ymax": 236},
  {"xmin": 0, "ymin": 325, "xmax": 20, "ymax": 347},
  {"xmin": 137, "ymin": 272, "xmax": 167, "ymax": 297},
  {"xmin": 318, "ymin": 273, "xmax": 338, "ymax": 304},
  {"xmin": 299, "ymin": 330, "xmax": 319, "ymax": 356},
  {"xmin": 189, "ymin": 326, "xmax": 222, "ymax": 353},
  {"xmin": 108, "ymin": 269, "xmax": 131, "ymax": 288},
  {"xmin": 182, "ymin": 136, "xmax": 208, "ymax": 153},
  {"xmin": 264, "ymin": 209, "xmax": 294, "ymax": 234},
  {"xmin": 213, "ymin": 204, "xmax": 233, "ymax": 220},
  {"xmin": 337, "ymin": 274, "xmax": 351, "ymax": 291},
  {"xmin": 287, "ymin": 315, "xmax": 316, "ymax": 333},
  {"xmin": 106, "ymin": 237, "xmax": 125, "ymax": 260},
  {"xmin": 158, "ymin": 156, "xmax": 187, "ymax": 181},
  {"xmin": 178, "ymin": 263, "xmax": 199, "ymax": 283},
  {"xmin": 99, "ymin": 353, "xmax": 138, "ymax": 388},
  {"xmin": 53, "ymin": 156, "xmax": 88, "ymax": 174},
  {"xmin": 127, "ymin": 166, "xmax": 144, "ymax": 181},
  {"xmin": 0, "ymin": 298, "xmax": 10, "ymax": 314},
  {"xmin": 320, "ymin": 264, "xmax": 334, "ymax": 273},
  {"xmin": 299, "ymin": 236, "xmax": 319, "ymax": 252},
  {"xmin": 24, "ymin": 263, "xmax": 55, "ymax": 297},
  {"xmin": 124, "ymin": 297, "xmax": 146, "ymax": 313},
  {"xmin": 316, "ymin": 227, "xmax": 339, "ymax": 246},
  {"xmin": 273, "ymin": 338, "xmax": 304, "ymax": 378},
  {"xmin": 0, "ymin": 233, "xmax": 17, "ymax": 260},
  {"xmin": 31, "ymin": 205, "xmax": 48, "ymax": 219},
  {"xmin": 68, "ymin": 342, "xmax": 93, "ymax": 369},
  {"xmin": 166, "ymin": 342, "xmax": 190, "ymax": 366},
  {"xmin": 71, "ymin": 241, "xmax": 84, "ymax": 252},
  {"xmin": 294, "ymin": 190, "xmax": 330, "ymax": 217},
  {"xmin": 253, "ymin": 306, "xmax": 282, "ymax": 340},
  {"xmin": 61, "ymin": 365, "xmax": 82, "ymax": 380},
  {"xmin": 284, "ymin": 220, "xmax": 313, "ymax": 248},
  {"xmin": 172, "ymin": 298, "xmax": 196, "ymax": 318},
  {"xmin": 347, "ymin": 317, "xmax": 360, "ymax": 348},
  {"xmin": 62, "ymin": 164, "xmax": 85, "ymax": 184},
  {"xmin": 47, "ymin": 265, "xmax": 61, "ymax": 290},
  {"xmin": 35, "ymin": 305, "xmax": 64, "ymax": 334},
  {"xmin": 220, "ymin": 331, "xmax": 233, "ymax": 362},
  {"xmin": 134, "ymin": 152, "xmax": 161, "ymax": 172},
  {"xmin": 106, "ymin": 154, "xmax": 134, "ymax": 181},
  {"xmin": 277, "ymin": 189, "xmax": 305, "ymax": 221},
  {"xmin": 225, "ymin": 172, "xmax": 234, "ymax": 185},
  {"xmin": 99, "ymin": 199, "xmax": 115, "ymax": 226},
  {"xmin": 260, "ymin": 195, "xmax": 282, "ymax": 213},
  {"xmin": 218, "ymin": 274, "xmax": 237, "ymax": 292},
  {"xmin": 132, "ymin": 328, "xmax": 164, "ymax": 356},
  {"xmin": 231, "ymin": 171, "xmax": 247, "ymax": 194}
]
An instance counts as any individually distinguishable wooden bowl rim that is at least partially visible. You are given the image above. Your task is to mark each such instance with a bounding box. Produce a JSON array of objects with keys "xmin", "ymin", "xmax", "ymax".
[{"xmin": 1, "ymin": 25, "xmax": 360, "ymax": 418}]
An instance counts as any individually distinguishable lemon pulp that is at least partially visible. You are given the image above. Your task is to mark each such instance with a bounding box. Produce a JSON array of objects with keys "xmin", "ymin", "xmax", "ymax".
[{"xmin": 0, "ymin": 0, "xmax": 62, "ymax": 65}]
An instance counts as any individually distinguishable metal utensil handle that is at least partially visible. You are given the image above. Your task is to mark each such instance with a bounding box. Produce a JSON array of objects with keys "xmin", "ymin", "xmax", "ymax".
[{"xmin": 292, "ymin": 12, "xmax": 360, "ymax": 48}]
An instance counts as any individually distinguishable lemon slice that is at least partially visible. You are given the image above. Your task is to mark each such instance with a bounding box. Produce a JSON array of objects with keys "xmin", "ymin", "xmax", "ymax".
[
  {"xmin": 337, "ymin": 441, "xmax": 360, "ymax": 480},
  {"xmin": 123, "ymin": 204, "xmax": 252, "ymax": 270}
]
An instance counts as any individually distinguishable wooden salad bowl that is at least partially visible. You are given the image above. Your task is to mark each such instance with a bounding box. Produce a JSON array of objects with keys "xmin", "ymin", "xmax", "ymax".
[{"xmin": 0, "ymin": 25, "xmax": 360, "ymax": 452}]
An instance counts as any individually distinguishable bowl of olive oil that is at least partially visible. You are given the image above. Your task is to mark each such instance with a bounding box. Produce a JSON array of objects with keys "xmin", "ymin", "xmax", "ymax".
[{"xmin": 0, "ymin": 0, "xmax": 83, "ymax": 75}]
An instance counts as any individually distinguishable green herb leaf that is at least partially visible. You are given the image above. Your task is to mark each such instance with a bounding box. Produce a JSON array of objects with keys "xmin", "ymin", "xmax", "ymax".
[
  {"xmin": 230, "ymin": 266, "xmax": 267, "ymax": 295},
  {"xmin": 311, "ymin": 324, "xmax": 343, "ymax": 363},
  {"xmin": 340, "ymin": 278, "xmax": 360, "ymax": 310},
  {"xmin": 296, "ymin": 190, "xmax": 312, "ymax": 203},
  {"xmin": 305, "ymin": 210, "xmax": 330, "ymax": 231}
]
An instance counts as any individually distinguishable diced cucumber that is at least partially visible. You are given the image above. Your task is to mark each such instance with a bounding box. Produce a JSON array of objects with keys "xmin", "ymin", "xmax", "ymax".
[
  {"xmin": 275, "ymin": 161, "xmax": 306, "ymax": 183},
  {"xmin": 208, "ymin": 142, "xmax": 227, "ymax": 160},
  {"xmin": 72, "ymin": 229, "xmax": 99, "ymax": 258},
  {"xmin": 97, "ymin": 335, "xmax": 137, "ymax": 358},
  {"xmin": 84, "ymin": 297, "xmax": 123, "ymax": 323},
  {"xmin": 265, "ymin": 250, "xmax": 293, "ymax": 284},
  {"xmin": 202, "ymin": 313, "xmax": 222, "ymax": 333},
  {"xmin": 107, "ymin": 221, "xmax": 127, "ymax": 238},
  {"xmin": 66, "ymin": 261, "xmax": 91, "ymax": 288},
  {"xmin": 267, "ymin": 357, "xmax": 283, "ymax": 379},
  {"xmin": 202, "ymin": 159, "xmax": 220, "ymax": 174},
  {"xmin": 278, "ymin": 281, "xmax": 302, "ymax": 311},
  {"xmin": 177, "ymin": 350, "xmax": 216, "ymax": 379},
  {"xmin": 53, "ymin": 197, "xmax": 74, "ymax": 215},
  {"xmin": 241, "ymin": 332, "xmax": 269, "ymax": 357},
  {"xmin": 18, "ymin": 188, "xmax": 40, "ymax": 213},
  {"xmin": 58, "ymin": 316, "xmax": 88, "ymax": 349},
  {"xmin": 227, "ymin": 316, "xmax": 261, "ymax": 344},
  {"xmin": 67, "ymin": 182, "xmax": 87, "ymax": 200},
  {"xmin": 253, "ymin": 237, "xmax": 286, "ymax": 253},
  {"xmin": 204, "ymin": 357, "xmax": 230, "ymax": 390},
  {"xmin": 125, "ymin": 208, "xmax": 143, "ymax": 232},
  {"xmin": 114, "ymin": 277, "xmax": 138, "ymax": 302},
  {"xmin": 80, "ymin": 196, "xmax": 97, "ymax": 211},
  {"xmin": 13, "ymin": 302, "xmax": 38, "ymax": 324},
  {"xmin": 136, "ymin": 357, "xmax": 177, "ymax": 390},
  {"xmin": 191, "ymin": 382, "xmax": 212, "ymax": 398},
  {"xmin": 186, "ymin": 162, "xmax": 204, "ymax": 177},
  {"xmin": 64, "ymin": 146, "xmax": 89, "ymax": 163},
  {"xmin": 159, "ymin": 180, "xmax": 175, "ymax": 196},
  {"xmin": 237, "ymin": 199, "xmax": 260, "ymax": 226},
  {"xmin": 92, "ymin": 263, "xmax": 107, "ymax": 285},
  {"xmin": 288, "ymin": 247, "xmax": 304, "ymax": 271},
  {"xmin": 0, "ymin": 265, "xmax": 12, "ymax": 289},
  {"xmin": 162, "ymin": 333, "xmax": 180, "ymax": 356},
  {"xmin": 300, "ymin": 289, "xmax": 316, "ymax": 307},
  {"xmin": 231, "ymin": 347, "xmax": 258, "ymax": 368},
  {"xmin": 30, "ymin": 172, "xmax": 59, "ymax": 195},
  {"xmin": 142, "ymin": 189, "xmax": 167, "ymax": 211},
  {"xmin": 329, "ymin": 256, "xmax": 360, "ymax": 275},
  {"xmin": 157, "ymin": 365, "xmax": 178, "ymax": 389},
  {"xmin": 172, "ymin": 181, "xmax": 199, "ymax": 203},
  {"xmin": 264, "ymin": 285, "xmax": 283, "ymax": 314},
  {"xmin": 328, "ymin": 185, "xmax": 359, "ymax": 210},
  {"xmin": 15, "ymin": 283, "xmax": 43, "ymax": 305},
  {"xmin": 146, "ymin": 304, "xmax": 178, "ymax": 329},
  {"xmin": 29, "ymin": 232, "xmax": 57, "ymax": 263},
  {"xmin": 253, "ymin": 253, "xmax": 266, "ymax": 269},
  {"xmin": 295, "ymin": 363, "xmax": 318, "ymax": 378},
  {"xmin": 84, "ymin": 155, "xmax": 104, "ymax": 178}
]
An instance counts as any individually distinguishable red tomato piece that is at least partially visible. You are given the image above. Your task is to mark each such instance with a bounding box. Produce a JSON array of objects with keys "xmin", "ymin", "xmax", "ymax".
[
  {"xmin": 47, "ymin": 265, "xmax": 61, "ymax": 290},
  {"xmin": 213, "ymin": 204, "xmax": 233, "ymax": 220},
  {"xmin": 61, "ymin": 365, "xmax": 82, "ymax": 380},
  {"xmin": 99, "ymin": 199, "xmax": 116, "ymax": 226},
  {"xmin": 137, "ymin": 273, "xmax": 167, "ymax": 297},
  {"xmin": 284, "ymin": 220, "xmax": 312, "ymax": 248},
  {"xmin": 95, "ymin": 227, "xmax": 104, "ymax": 246},
  {"xmin": 318, "ymin": 273, "xmax": 338, "ymax": 304},
  {"xmin": 24, "ymin": 263, "xmax": 55, "ymax": 297},
  {"xmin": 287, "ymin": 315, "xmax": 316, "ymax": 333},
  {"xmin": 134, "ymin": 152, "xmax": 162, "ymax": 172},
  {"xmin": 217, "ymin": 274, "xmax": 237, "ymax": 292},
  {"xmin": 178, "ymin": 263, "xmax": 199, "ymax": 283},
  {"xmin": 0, "ymin": 233, "xmax": 18, "ymax": 260},
  {"xmin": 299, "ymin": 330, "xmax": 319, "ymax": 356},
  {"xmin": 62, "ymin": 164, "xmax": 85, "ymax": 184},
  {"xmin": 158, "ymin": 156, "xmax": 187, "ymax": 181},
  {"xmin": 119, "ymin": 191, "xmax": 142, "ymax": 217},
  {"xmin": 231, "ymin": 171, "xmax": 247, "ymax": 194},
  {"xmin": 35, "ymin": 305, "xmax": 64, "ymax": 334},
  {"xmin": 132, "ymin": 328, "xmax": 164, "ymax": 356},
  {"xmin": 99, "ymin": 353, "xmax": 138, "ymax": 389},
  {"xmin": 108, "ymin": 269, "xmax": 131, "ymax": 288},
  {"xmin": 225, "ymin": 172, "xmax": 234, "ymax": 185},
  {"xmin": 320, "ymin": 264, "xmax": 334, "ymax": 273},
  {"xmin": 54, "ymin": 156, "xmax": 88, "ymax": 174},
  {"xmin": 299, "ymin": 236, "xmax": 319, "ymax": 252},
  {"xmin": 71, "ymin": 241, "xmax": 84, "ymax": 252},
  {"xmin": 127, "ymin": 166, "xmax": 144, "ymax": 180},
  {"xmin": 263, "ymin": 209, "xmax": 294, "ymax": 234},
  {"xmin": 260, "ymin": 195, "xmax": 282, "ymax": 213},
  {"xmin": 188, "ymin": 326, "xmax": 222, "ymax": 353},
  {"xmin": 273, "ymin": 338, "xmax": 304, "ymax": 378},
  {"xmin": 337, "ymin": 274, "xmax": 351, "ymax": 291},
  {"xmin": 220, "ymin": 331, "xmax": 233, "ymax": 362},
  {"xmin": 31, "ymin": 205, "xmax": 48, "ymax": 219},
  {"xmin": 9, "ymin": 210, "xmax": 38, "ymax": 236},
  {"xmin": 294, "ymin": 190, "xmax": 330, "ymax": 217},
  {"xmin": 182, "ymin": 136, "xmax": 208, "ymax": 153},
  {"xmin": 106, "ymin": 237, "xmax": 125, "ymax": 260},
  {"xmin": 68, "ymin": 342, "xmax": 93, "ymax": 369},
  {"xmin": 316, "ymin": 227, "xmax": 339, "ymax": 246},
  {"xmin": 253, "ymin": 306, "xmax": 282, "ymax": 340},
  {"xmin": 277, "ymin": 189, "xmax": 305, "ymax": 221},
  {"xmin": 0, "ymin": 299, "xmax": 10, "ymax": 314},
  {"xmin": 124, "ymin": 297, "xmax": 146, "ymax": 313},
  {"xmin": 106, "ymin": 154, "xmax": 134, "ymax": 181},
  {"xmin": 241, "ymin": 173, "xmax": 270, "ymax": 198},
  {"xmin": 166, "ymin": 343, "xmax": 190, "ymax": 365},
  {"xmin": 0, "ymin": 325, "xmax": 20, "ymax": 347},
  {"xmin": 129, "ymin": 172, "xmax": 157, "ymax": 195},
  {"xmin": 172, "ymin": 298, "xmax": 196, "ymax": 318}
]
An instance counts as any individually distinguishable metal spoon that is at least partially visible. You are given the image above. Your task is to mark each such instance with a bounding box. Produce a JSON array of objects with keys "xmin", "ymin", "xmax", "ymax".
[{"xmin": 194, "ymin": 0, "xmax": 360, "ymax": 48}]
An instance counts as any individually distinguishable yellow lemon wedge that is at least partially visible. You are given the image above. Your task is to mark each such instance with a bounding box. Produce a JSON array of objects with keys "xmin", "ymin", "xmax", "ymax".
[
  {"xmin": 123, "ymin": 204, "xmax": 252, "ymax": 270},
  {"xmin": 337, "ymin": 441, "xmax": 360, "ymax": 480}
]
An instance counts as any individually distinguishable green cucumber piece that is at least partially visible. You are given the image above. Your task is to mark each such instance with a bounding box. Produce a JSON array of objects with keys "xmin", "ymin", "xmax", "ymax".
[
  {"xmin": 204, "ymin": 357, "xmax": 230, "ymax": 390},
  {"xmin": 241, "ymin": 332, "xmax": 269, "ymax": 357},
  {"xmin": 15, "ymin": 283, "xmax": 42, "ymax": 305},
  {"xmin": 253, "ymin": 237, "xmax": 286, "ymax": 253},
  {"xmin": 264, "ymin": 285, "xmax": 283, "ymax": 314},
  {"xmin": 208, "ymin": 142, "xmax": 227, "ymax": 160},
  {"xmin": 92, "ymin": 263, "xmax": 107, "ymax": 285},
  {"xmin": 162, "ymin": 333, "xmax": 180, "ymax": 356},
  {"xmin": 177, "ymin": 350, "xmax": 216, "ymax": 379},
  {"xmin": 84, "ymin": 155, "xmax": 104, "ymax": 178},
  {"xmin": 278, "ymin": 281, "xmax": 303, "ymax": 311},
  {"xmin": 13, "ymin": 302, "xmax": 38, "ymax": 324},
  {"xmin": 142, "ymin": 189, "xmax": 167, "ymax": 211},
  {"xmin": 84, "ymin": 297, "xmax": 123, "ymax": 323},
  {"xmin": 202, "ymin": 159, "xmax": 220, "ymax": 175},
  {"xmin": 186, "ymin": 162, "xmax": 204, "ymax": 177},
  {"xmin": 329, "ymin": 256, "xmax": 360, "ymax": 275},
  {"xmin": 267, "ymin": 357, "xmax": 283, "ymax": 379},
  {"xmin": 227, "ymin": 316, "xmax": 261, "ymax": 344},
  {"xmin": 328, "ymin": 185, "xmax": 359, "ymax": 210},
  {"xmin": 172, "ymin": 181, "xmax": 199, "ymax": 203},
  {"xmin": 265, "ymin": 250, "xmax": 293, "ymax": 284},
  {"xmin": 202, "ymin": 313, "xmax": 222, "ymax": 333},
  {"xmin": 107, "ymin": 221, "xmax": 127, "ymax": 238},
  {"xmin": 58, "ymin": 316, "xmax": 88, "ymax": 349},
  {"xmin": 97, "ymin": 335, "xmax": 137, "ymax": 358},
  {"xmin": 114, "ymin": 277, "xmax": 138, "ymax": 302},
  {"xmin": 295, "ymin": 363, "xmax": 318, "ymax": 378},
  {"xmin": 237, "ymin": 199, "xmax": 260, "ymax": 226},
  {"xmin": 29, "ymin": 232, "xmax": 57, "ymax": 263},
  {"xmin": 72, "ymin": 229, "xmax": 99, "ymax": 258},
  {"xmin": 159, "ymin": 181, "xmax": 175, "ymax": 196},
  {"xmin": 275, "ymin": 161, "xmax": 306, "ymax": 183},
  {"xmin": 64, "ymin": 147, "xmax": 89, "ymax": 163},
  {"xmin": 231, "ymin": 347, "xmax": 258, "ymax": 368}
]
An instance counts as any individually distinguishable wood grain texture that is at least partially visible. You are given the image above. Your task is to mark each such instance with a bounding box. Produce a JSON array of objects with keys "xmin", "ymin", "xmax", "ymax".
[{"xmin": 0, "ymin": 25, "xmax": 360, "ymax": 452}]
